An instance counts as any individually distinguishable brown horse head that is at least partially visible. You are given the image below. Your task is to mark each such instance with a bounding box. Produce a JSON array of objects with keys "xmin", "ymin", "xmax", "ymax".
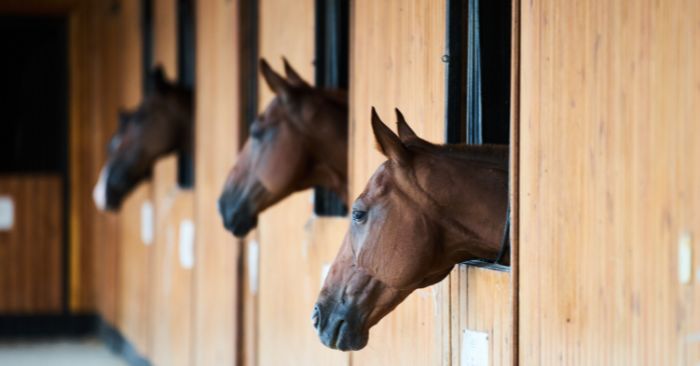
[
  {"xmin": 313, "ymin": 109, "xmax": 508, "ymax": 351},
  {"xmin": 218, "ymin": 58, "xmax": 348, "ymax": 237},
  {"xmin": 93, "ymin": 66, "xmax": 193, "ymax": 211}
]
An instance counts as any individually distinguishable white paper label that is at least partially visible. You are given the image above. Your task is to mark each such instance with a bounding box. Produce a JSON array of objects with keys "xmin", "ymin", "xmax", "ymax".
[
  {"xmin": 179, "ymin": 219, "xmax": 195, "ymax": 269},
  {"xmin": 679, "ymin": 232, "xmax": 692, "ymax": 284},
  {"xmin": 140, "ymin": 201, "xmax": 154, "ymax": 245},
  {"xmin": 320, "ymin": 263, "xmax": 331, "ymax": 288},
  {"xmin": 248, "ymin": 241, "xmax": 260, "ymax": 294},
  {"xmin": 461, "ymin": 329, "xmax": 489, "ymax": 366},
  {"xmin": 0, "ymin": 196, "xmax": 14, "ymax": 231}
]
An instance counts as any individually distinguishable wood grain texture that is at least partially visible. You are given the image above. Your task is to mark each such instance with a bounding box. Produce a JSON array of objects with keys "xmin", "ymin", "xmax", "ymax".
[
  {"xmin": 192, "ymin": 0, "xmax": 240, "ymax": 364},
  {"xmin": 349, "ymin": 1, "xmax": 450, "ymax": 364},
  {"xmin": 255, "ymin": 1, "xmax": 350, "ymax": 364},
  {"xmin": 151, "ymin": 155, "xmax": 194, "ymax": 366},
  {"xmin": 91, "ymin": 0, "xmax": 123, "ymax": 326},
  {"xmin": 0, "ymin": 176, "xmax": 63, "ymax": 313},
  {"xmin": 519, "ymin": 0, "xmax": 700, "ymax": 364},
  {"xmin": 150, "ymin": 2, "xmax": 195, "ymax": 366},
  {"xmin": 116, "ymin": 0, "xmax": 154, "ymax": 357}
]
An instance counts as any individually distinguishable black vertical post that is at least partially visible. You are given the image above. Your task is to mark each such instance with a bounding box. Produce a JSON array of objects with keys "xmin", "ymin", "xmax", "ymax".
[
  {"xmin": 313, "ymin": 0, "xmax": 348, "ymax": 217},
  {"xmin": 177, "ymin": 0, "xmax": 195, "ymax": 188},
  {"xmin": 141, "ymin": 0, "xmax": 154, "ymax": 92},
  {"xmin": 445, "ymin": 0, "xmax": 467, "ymax": 144}
]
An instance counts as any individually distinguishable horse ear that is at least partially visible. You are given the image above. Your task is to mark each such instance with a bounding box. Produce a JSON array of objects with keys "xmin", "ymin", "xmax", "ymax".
[
  {"xmin": 148, "ymin": 65, "xmax": 168, "ymax": 93},
  {"xmin": 395, "ymin": 108, "xmax": 418, "ymax": 141},
  {"xmin": 282, "ymin": 57, "xmax": 311, "ymax": 88},
  {"xmin": 260, "ymin": 58, "xmax": 295, "ymax": 103},
  {"xmin": 371, "ymin": 107, "xmax": 410, "ymax": 164}
]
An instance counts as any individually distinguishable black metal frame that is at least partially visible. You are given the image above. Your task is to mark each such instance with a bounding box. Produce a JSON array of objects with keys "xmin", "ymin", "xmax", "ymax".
[
  {"xmin": 177, "ymin": 0, "xmax": 196, "ymax": 188},
  {"xmin": 313, "ymin": 0, "xmax": 349, "ymax": 217}
]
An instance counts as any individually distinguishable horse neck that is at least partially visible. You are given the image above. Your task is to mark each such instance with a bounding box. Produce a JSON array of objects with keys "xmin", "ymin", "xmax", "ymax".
[
  {"xmin": 303, "ymin": 95, "xmax": 349, "ymax": 204},
  {"xmin": 412, "ymin": 145, "xmax": 509, "ymax": 265}
]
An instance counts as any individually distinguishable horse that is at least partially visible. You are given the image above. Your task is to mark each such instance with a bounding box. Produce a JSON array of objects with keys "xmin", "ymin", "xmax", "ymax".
[
  {"xmin": 217, "ymin": 58, "xmax": 348, "ymax": 237},
  {"xmin": 92, "ymin": 66, "xmax": 193, "ymax": 211},
  {"xmin": 312, "ymin": 108, "xmax": 509, "ymax": 351}
]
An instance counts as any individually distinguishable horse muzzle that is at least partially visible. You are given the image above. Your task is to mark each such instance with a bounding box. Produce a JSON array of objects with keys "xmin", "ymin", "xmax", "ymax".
[
  {"xmin": 218, "ymin": 190, "xmax": 259, "ymax": 238},
  {"xmin": 312, "ymin": 301, "xmax": 369, "ymax": 351}
]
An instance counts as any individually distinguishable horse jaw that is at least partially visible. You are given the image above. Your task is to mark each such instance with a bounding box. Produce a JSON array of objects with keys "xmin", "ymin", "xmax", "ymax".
[{"xmin": 93, "ymin": 166, "xmax": 109, "ymax": 211}]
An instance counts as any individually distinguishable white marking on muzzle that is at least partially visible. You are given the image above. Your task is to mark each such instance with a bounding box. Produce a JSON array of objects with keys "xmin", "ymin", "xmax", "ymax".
[{"xmin": 93, "ymin": 166, "xmax": 109, "ymax": 211}]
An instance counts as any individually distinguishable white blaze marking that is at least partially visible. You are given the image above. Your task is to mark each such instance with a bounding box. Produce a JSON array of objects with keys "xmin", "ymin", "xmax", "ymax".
[
  {"xmin": 320, "ymin": 263, "xmax": 331, "ymax": 288},
  {"xmin": 93, "ymin": 166, "xmax": 109, "ymax": 211}
]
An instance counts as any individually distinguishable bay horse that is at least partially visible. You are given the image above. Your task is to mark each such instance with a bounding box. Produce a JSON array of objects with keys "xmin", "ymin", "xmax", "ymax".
[
  {"xmin": 313, "ymin": 109, "xmax": 509, "ymax": 351},
  {"xmin": 218, "ymin": 59, "xmax": 348, "ymax": 237},
  {"xmin": 93, "ymin": 66, "xmax": 193, "ymax": 211}
]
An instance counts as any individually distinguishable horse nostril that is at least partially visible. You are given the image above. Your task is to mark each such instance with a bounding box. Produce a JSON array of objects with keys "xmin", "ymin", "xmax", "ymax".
[{"xmin": 311, "ymin": 305, "xmax": 321, "ymax": 330}]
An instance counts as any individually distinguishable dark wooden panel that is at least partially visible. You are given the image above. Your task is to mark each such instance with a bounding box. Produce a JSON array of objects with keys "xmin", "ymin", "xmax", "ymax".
[{"xmin": 0, "ymin": 175, "xmax": 63, "ymax": 314}]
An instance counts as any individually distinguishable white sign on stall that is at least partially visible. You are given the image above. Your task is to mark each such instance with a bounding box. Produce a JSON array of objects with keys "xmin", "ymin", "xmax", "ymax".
[
  {"xmin": 461, "ymin": 329, "xmax": 489, "ymax": 366},
  {"xmin": 141, "ymin": 201, "xmax": 154, "ymax": 245},
  {"xmin": 0, "ymin": 196, "xmax": 14, "ymax": 231},
  {"xmin": 179, "ymin": 219, "xmax": 195, "ymax": 269}
]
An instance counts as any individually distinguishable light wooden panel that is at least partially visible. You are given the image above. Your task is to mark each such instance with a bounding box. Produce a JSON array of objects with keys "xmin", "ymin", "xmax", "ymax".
[
  {"xmin": 349, "ymin": 1, "xmax": 450, "ymax": 364},
  {"xmin": 192, "ymin": 0, "xmax": 240, "ymax": 365},
  {"xmin": 151, "ymin": 155, "xmax": 194, "ymax": 366},
  {"xmin": 255, "ymin": 1, "xmax": 350, "ymax": 364},
  {"xmin": 91, "ymin": 0, "xmax": 123, "ymax": 326},
  {"xmin": 117, "ymin": 0, "xmax": 154, "ymax": 356},
  {"xmin": 0, "ymin": 176, "xmax": 63, "ymax": 313},
  {"xmin": 450, "ymin": 267, "xmax": 512, "ymax": 365},
  {"xmin": 520, "ymin": 0, "xmax": 700, "ymax": 364},
  {"xmin": 150, "ymin": 1, "xmax": 194, "ymax": 366}
]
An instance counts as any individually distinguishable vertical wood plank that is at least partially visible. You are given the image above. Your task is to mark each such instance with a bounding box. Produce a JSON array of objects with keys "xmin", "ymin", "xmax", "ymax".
[
  {"xmin": 255, "ymin": 1, "xmax": 350, "ymax": 364},
  {"xmin": 192, "ymin": 0, "xmax": 240, "ymax": 365},
  {"xmin": 349, "ymin": 1, "xmax": 449, "ymax": 364},
  {"xmin": 519, "ymin": 0, "xmax": 700, "ymax": 364}
]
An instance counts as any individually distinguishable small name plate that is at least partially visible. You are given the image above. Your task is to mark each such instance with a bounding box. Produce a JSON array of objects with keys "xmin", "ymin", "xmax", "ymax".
[
  {"xmin": 0, "ymin": 196, "xmax": 14, "ymax": 231},
  {"xmin": 461, "ymin": 329, "xmax": 489, "ymax": 366},
  {"xmin": 141, "ymin": 201, "xmax": 154, "ymax": 245},
  {"xmin": 179, "ymin": 219, "xmax": 195, "ymax": 269}
]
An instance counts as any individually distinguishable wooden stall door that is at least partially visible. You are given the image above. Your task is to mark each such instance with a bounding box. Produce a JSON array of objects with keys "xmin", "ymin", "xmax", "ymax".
[
  {"xmin": 90, "ymin": 0, "xmax": 123, "ymax": 326},
  {"xmin": 350, "ymin": 1, "xmax": 450, "ymax": 364},
  {"xmin": 116, "ymin": 0, "xmax": 155, "ymax": 357},
  {"xmin": 254, "ymin": 1, "xmax": 350, "ymax": 365},
  {"xmin": 192, "ymin": 0, "xmax": 241, "ymax": 365},
  {"xmin": 520, "ymin": 0, "xmax": 700, "ymax": 364},
  {"xmin": 0, "ymin": 177, "xmax": 63, "ymax": 313},
  {"xmin": 149, "ymin": 2, "xmax": 195, "ymax": 363}
]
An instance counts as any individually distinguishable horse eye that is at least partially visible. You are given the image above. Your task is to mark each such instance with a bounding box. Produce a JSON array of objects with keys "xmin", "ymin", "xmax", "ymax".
[
  {"xmin": 250, "ymin": 125, "xmax": 265, "ymax": 140},
  {"xmin": 352, "ymin": 209, "xmax": 367, "ymax": 223}
]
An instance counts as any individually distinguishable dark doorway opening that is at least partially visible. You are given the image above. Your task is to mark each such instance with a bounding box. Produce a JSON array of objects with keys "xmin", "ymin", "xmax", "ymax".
[{"xmin": 0, "ymin": 15, "xmax": 70, "ymax": 311}]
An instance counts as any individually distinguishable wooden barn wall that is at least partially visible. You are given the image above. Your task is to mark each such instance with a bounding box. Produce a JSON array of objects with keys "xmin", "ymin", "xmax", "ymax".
[
  {"xmin": 350, "ymin": 1, "xmax": 513, "ymax": 365},
  {"xmin": 114, "ymin": 0, "xmax": 155, "ymax": 357},
  {"xmin": 349, "ymin": 1, "xmax": 448, "ymax": 364},
  {"xmin": 254, "ymin": 0, "xmax": 349, "ymax": 365},
  {"xmin": 520, "ymin": 0, "xmax": 700, "ymax": 364},
  {"xmin": 0, "ymin": 176, "xmax": 63, "ymax": 313},
  {"xmin": 89, "ymin": 0, "xmax": 123, "ymax": 326},
  {"xmin": 150, "ymin": 0, "xmax": 196, "ymax": 365},
  {"xmin": 192, "ymin": 0, "xmax": 241, "ymax": 365}
]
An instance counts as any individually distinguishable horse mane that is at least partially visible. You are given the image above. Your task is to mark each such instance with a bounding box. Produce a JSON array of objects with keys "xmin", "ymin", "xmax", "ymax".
[
  {"xmin": 404, "ymin": 138, "xmax": 508, "ymax": 169},
  {"xmin": 320, "ymin": 88, "xmax": 348, "ymax": 107}
]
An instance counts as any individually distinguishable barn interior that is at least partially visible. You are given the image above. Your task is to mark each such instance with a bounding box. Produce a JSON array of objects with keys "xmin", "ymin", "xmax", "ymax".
[{"xmin": 0, "ymin": 0, "xmax": 698, "ymax": 365}]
